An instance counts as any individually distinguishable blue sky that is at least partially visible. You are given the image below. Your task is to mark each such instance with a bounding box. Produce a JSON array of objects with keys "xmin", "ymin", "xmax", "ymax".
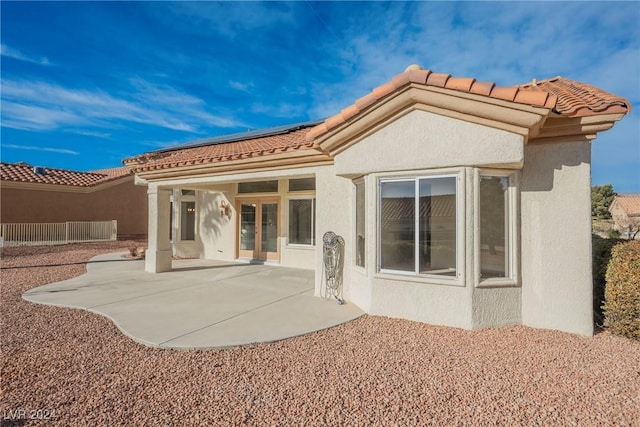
[{"xmin": 1, "ymin": 1, "xmax": 639, "ymax": 192}]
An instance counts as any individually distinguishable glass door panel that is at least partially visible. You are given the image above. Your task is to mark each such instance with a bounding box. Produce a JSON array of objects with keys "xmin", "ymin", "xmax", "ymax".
[
  {"xmin": 261, "ymin": 203, "xmax": 278, "ymax": 255},
  {"xmin": 239, "ymin": 203, "xmax": 256, "ymax": 255},
  {"xmin": 237, "ymin": 199, "xmax": 279, "ymax": 261}
]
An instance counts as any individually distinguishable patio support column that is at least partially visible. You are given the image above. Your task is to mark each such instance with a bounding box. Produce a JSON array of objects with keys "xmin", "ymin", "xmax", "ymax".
[{"xmin": 146, "ymin": 187, "xmax": 172, "ymax": 273}]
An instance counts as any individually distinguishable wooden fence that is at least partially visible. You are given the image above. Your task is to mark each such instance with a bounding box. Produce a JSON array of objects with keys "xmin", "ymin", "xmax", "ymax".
[{"xmin": 0, "ymin": 221, "xmax": 117, "ymax": 247}]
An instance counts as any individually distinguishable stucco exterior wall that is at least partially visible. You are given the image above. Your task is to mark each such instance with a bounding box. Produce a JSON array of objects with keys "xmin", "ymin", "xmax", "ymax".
[
  {"xmin": 520, "ymin": 141, "xmax": 593, "ymax": 336},
  {"xmin": 198, "ymin": 187, "xmax": 236, "ymax": 261},
  {"xmin": 471, "ymin": 287, "xmax": 521, "ymax": 329},
  {"xmin": 334, "ymin": 109, "xmax": 524, "ymax": 176},
  {"xmin": 314, "ymin": 166, "xmax": 353, "ymax": 297},
  {"xmin": 332, "ymin": 112, "xmax": 524, "ymax": 330},
  {"xmin": 1, "ymin": 178, "xmax": 148, "ymax": 237}
]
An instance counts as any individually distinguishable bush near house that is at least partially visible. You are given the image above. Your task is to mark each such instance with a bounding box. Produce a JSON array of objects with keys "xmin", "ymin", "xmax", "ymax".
[
  {"xmin": 592, "ymin": 235, "xmax": 623, "ymax": 325},
  {"xmin": 603, "ymin": 240, "xmax": 640, "ymax": 340}
]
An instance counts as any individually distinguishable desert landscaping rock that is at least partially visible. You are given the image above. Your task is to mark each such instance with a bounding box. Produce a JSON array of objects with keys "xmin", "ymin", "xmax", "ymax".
[{"xmin": 1, "ymin": 242, "xmax": 639, "ymax": 426}]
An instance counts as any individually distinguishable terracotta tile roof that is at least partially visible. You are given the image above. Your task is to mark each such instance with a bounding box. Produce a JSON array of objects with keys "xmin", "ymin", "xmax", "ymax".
[
  {"xmin": 305, "ymin": 65, "xmax": 631, "ymax": 142},
  {"xmin": 612, "ymin": 195, "xmax": 640, "ymax": 216},
  {"xmin": 124, "ymin": 66, "xmax": 631, "ymax": 173},
  {"xmin": 518, "ymin": 77, "xmax": 631, "ymax": 117},
  {"xmin": 0, "ymin": 162, "xmax": 132, "ymax": 187},
  {"xmin": 124, "ymin": 123, "xmax": 320, "ymax": 172}
]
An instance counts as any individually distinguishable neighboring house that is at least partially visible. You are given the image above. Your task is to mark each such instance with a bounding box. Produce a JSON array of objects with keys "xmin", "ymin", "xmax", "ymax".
[
  {"xmin": 1, "ymin": 162, "xmax": 148, "ymax": 238},
  {"xmin": 124, "ymin": 65, "xmax": 630, "ymax": 336},
  {"xmin": 609, "ymin": 195, "xmax": 640, "ymax": 239}
]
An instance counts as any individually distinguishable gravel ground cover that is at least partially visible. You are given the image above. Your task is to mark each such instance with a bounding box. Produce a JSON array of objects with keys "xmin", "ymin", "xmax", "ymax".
[{"xmin": 1, "ymin": 242, "xmax": 639, "ymax": 426}]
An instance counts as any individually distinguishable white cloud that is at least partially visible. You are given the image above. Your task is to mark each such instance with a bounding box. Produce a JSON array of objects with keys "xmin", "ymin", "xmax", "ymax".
[
  {"xmin": 229, "ymin": 80, "xmax": 254, "ymax": 93},
  {"xmin": 164, "ymin": 2, "xmax": 296, "ymax": 38},
  {"xmin": 66, "ymin": 130, "xmax": 112, "ymax": 139},
  {"xmin": 0, "ymin": 78, "xmax": 246, "ymax": 133},
  {"xmin": 307, "ymin": 2, "xmax": 640, "ymax": 120},
  {"xmin": 2, "ymin": 144, "xmax": 79, "ymax": 155},
  {"xmin": 1, "ymin": 44, "xmax": 51, "ymax": 65}
]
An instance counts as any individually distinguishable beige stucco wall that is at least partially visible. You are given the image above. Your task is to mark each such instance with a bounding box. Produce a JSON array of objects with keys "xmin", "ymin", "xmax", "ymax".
[
  {"xmin": 1, "ymin": 177, "xmax": 148, "ymax": 237},
  {"xmin": 332, "ymin": 112, "xmax": 524, "ymax": 330},
  {"xmin": 334, "ymin": 109, "xmax": 524, "ymax": 177},
  {"xmin": 520, "ymin": 141, "xmax": 593, "ymax": 336},
  {"xmin": 314, "ymin": 166, "xmax": 354, "ymax": 297}
]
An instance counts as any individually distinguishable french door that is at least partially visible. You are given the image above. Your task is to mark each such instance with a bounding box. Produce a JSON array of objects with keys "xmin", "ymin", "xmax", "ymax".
[{"xmin": 237, "ymin": 199, "xmax": 279, "ymax": 261}]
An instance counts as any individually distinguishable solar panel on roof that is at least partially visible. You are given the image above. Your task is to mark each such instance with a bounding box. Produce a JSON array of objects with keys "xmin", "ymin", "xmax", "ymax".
[{"xmin": 153, "ymin": 119, "xmax": 325, "ymax": 155}]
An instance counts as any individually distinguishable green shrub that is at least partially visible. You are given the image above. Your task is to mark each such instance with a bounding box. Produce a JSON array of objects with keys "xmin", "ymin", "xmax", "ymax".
[
  {"xmin": 592, "ymin": 235, "xmax": 623, "ymax": 325},
  {"xmin": 603, "ymin": 240, "xmax": 640, "ymax": 340}
]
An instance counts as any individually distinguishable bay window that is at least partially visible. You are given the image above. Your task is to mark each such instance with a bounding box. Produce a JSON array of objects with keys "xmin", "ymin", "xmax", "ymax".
[
  {"xmin": 477, "ymin": 171, "xmax": 517, "ymax": 285},
  {"xmin": 379, "ymin": 175, "xmax": 458, "ymax": 277}
]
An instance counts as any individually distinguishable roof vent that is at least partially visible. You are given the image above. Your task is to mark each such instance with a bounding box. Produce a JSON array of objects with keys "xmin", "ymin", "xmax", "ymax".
[{"xmin": 33, "ymin": 166, "xmax": 46, "ymax": 175}]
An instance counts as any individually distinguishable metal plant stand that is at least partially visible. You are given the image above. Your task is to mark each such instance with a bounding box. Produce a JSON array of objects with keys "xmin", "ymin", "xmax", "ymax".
[{"xmin": 322, "ymin": 231, "xmax": 345, "ymax": 304}]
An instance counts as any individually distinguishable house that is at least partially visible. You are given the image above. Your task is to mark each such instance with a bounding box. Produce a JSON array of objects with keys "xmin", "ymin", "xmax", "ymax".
[
  {"xmin": 124, "ymin": 65, "xmax": 630, "ymax": 336},
  {"xmin": 0, "ymin": 162, "xmax": 148, "ymax": 238},
  {"xmin": 609, "ymin": 195, "xmax": 640, "ymax": 239}
]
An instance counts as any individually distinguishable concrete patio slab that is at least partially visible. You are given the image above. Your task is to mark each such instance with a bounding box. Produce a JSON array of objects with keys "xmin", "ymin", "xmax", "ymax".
[{"xmin": 23, "ymin": 252, "xmax": 363, "ymax": 349}]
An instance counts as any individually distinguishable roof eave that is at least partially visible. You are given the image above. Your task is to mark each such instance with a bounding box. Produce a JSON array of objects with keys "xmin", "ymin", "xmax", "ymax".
[
  {"xmin": 313, "ymin": 84, "xmax": 551, "ymax": 155},
  {"xmin": 530, "ymin": 112, "xmax": 627, "ymax": 144},
  {"xmin": 132, "ymin": 148, "xmax": 332, "ymax": 182}
]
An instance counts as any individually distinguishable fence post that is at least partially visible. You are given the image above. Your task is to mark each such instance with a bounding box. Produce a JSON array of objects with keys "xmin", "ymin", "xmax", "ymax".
[
  {"xmin": 112, "ymin": 220, "xmax": 118, "ymax": 240},
  {"xmin": 65, "ymin": 222, "xmax": 70, "ymax": 244}
]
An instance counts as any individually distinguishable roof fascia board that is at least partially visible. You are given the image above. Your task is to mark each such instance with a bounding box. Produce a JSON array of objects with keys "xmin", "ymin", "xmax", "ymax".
[
  {"xmin": 316, "ymin": 85, "xmax": 549, "ymax": 154},
  {"xmin": 0, "ymin": 176, "xmax": 132, "ymax": 193},
  {"xmin": 149, "ymin": 166, "xmax": 328, "ymax": 189},
  {"xmin": 136, "ymin": 149, "xmax": 332, "ymax": 182},
  {"xmin": 532, "ymin": 113, "xmax": 626, "ymax": 141}
]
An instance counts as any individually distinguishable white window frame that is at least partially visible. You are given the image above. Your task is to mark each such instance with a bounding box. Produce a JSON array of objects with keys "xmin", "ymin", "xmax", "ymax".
[
  {"xmin": 287, "ymin": 196, "xmax": 316, "ymax": 247},
  {"xmin": 474, "ymin": 168, "xmax": 519, "ymax": 288},
  {"xmin": 353, "ymin": 178, "xmax": 366, "ymax": 271},
  {"xmin": 376, "ymin": 168, "xmax": 466, "ymax": 287}
]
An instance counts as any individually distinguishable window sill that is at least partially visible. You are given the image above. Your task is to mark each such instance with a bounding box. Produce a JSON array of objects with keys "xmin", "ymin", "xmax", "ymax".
[
  {"xmin": 476, "ymin": 278, "xmax": 519, "ymax": 288},
  {"xmin": 375, "ymin": 271, "xmax": 465, "ymax": 287},
  {"xmin": 285, "ymin": 244, "xmax": 315, "ymax": 250}
]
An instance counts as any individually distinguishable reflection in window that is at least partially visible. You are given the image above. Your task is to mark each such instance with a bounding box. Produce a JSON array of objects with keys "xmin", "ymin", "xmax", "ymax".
[
  {"xmin": 289, "ymin": 199, "xmax": 315, "ymax": 245},
  {"xmin": 480, "ymin": 176, "xmax": 509, "ymax": 279},
  {"xmin": 238, "ymin": 180, "xmax": 278, "ymax": 194},
  {"xmin": 418, "ymin": 177, "xmax": 456, "ymax": 276},
  {"xmin": 181, "ymin": 201, "xmax": 196, "ymax": 241},
  {"xmin": 380, "ymin": 176, "xmax": 457, "ymax": 277},
  {"xmin": 380, "ymin": 181, "xmax": 415, "ymax": 272},
  {"xmin": 355, "ymin": 181, "xmax": 365, "ymax": 267},
  {"xmin": 261, "ymin": 203, "xmax": 279, "ymax": 252},
  {"xmin": 289, "ymin": 178, "xmax": 316, "ymax": 192}
]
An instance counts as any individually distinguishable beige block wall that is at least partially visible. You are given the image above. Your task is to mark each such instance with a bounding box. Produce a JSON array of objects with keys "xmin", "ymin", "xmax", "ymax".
[
  {"xmin": 520, "ymin": 141, "xmax": 594, "ymax": 336},
  {"xmin": 1, "ymin": 178, "xmax": 148, "ymax": 237}
]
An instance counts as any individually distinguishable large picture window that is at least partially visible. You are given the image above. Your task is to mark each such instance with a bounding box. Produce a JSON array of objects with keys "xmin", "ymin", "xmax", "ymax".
[
  {"xmin": 289, "ymin": 198, "xmax": 315, "ymax": 245},
  {"xmin": 380, "ymin": 176, "xmax": 457, "ymax": 277}
]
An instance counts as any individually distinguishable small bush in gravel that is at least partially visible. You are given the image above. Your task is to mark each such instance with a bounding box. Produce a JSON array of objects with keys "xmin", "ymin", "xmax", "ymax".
[
  {"xmin": 603, "ymin": 240, "xmax": 640, "ymax": 340},
  {"xmin": 592, "ymin": 234, "xmax": 623, "ymax": 325}
]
